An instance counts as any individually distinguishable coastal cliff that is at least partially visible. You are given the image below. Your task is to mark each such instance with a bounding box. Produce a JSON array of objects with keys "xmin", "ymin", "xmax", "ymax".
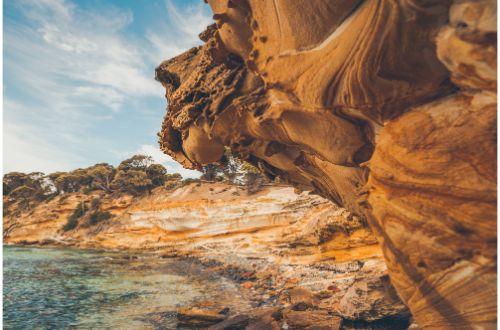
[
  {"xmin": 4, "ymin": 182, "xmax": 410, "ymax": 328},
  {"xmin": 156, "ymin": 1, "xmax": 497, "ymax": 328}
]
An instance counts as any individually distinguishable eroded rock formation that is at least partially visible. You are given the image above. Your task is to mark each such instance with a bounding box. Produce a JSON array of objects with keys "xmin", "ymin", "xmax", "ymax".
[
  {"xmin": 156, "ymin": 0, "xmax": 497, "ymax": 328},
  {"xmin": 4, "ymin": 183, "xmax": 409, "ymax": 325}
]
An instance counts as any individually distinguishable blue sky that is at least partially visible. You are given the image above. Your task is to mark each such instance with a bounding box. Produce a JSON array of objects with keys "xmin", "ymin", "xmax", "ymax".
[{"xmin": 3, "ymin": 0, "xmax": 212, "ymax": 178}]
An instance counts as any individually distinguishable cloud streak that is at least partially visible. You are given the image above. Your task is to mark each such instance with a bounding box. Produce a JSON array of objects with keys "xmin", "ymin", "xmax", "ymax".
[{"xmin": 3, "ymin": 0, "xmax": 211, "ymax": 176}]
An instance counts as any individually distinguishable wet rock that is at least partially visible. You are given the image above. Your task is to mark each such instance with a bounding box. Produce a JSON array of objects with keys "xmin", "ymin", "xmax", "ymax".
[
  {"xmin": 5, "ymin": 183, "xmax": 411, "ymax": 324},
  {"xmin": 141, "ymin": 311, "xmax": 178, "ymax": 329},
  {"xmin": 283, "ymin": 310, "xmax": 342, "ymax": 330},
  {"xmin": 210, "ymin": 308, "xmax": 282, "ymax": 330},
  {"xmin": 177, "ymin": 307, "xmax": 226, "ymax": 327},
  {"xmin": 209, "ymin": 314, "xmax": 251, "ymax": 330},
  {"xmin": 341, "ymin": 315, "xmax": 412, "ymax": 330},
  {"xmin": 245, "ymin": 308, "xmax": 282, "ymax": 330}
]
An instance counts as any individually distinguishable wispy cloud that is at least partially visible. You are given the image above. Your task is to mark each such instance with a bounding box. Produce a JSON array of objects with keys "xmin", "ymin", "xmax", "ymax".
[
  {"xmin": 3, "ymin": 0, "xmax": 211, "ymax": 175},
  {"xmin": 3, "ymin": 121, "xmax": 83, "ymax": 174},
  {"xmin": 8, "ymin": 0, "xmax": 159, "ymax": 105},
  {"xmin": 145, "ymin": 0, "xmax": 213, "ymax": 61},
  {"xmin": 164, "ymin": 0, "xmax": 213, "ymax": 38}
]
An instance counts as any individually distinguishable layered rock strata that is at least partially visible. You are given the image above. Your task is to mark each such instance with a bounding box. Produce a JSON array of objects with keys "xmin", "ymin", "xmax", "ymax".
[
  {"xmin": 3, "ymin": 183, "xmax": 408, "ymax": 325},
  {"xmin": 156, "ymin": 1, "xmax": 497, "ymax": 328}
]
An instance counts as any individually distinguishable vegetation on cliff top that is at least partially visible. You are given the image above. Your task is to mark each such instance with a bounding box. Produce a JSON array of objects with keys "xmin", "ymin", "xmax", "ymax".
[
  {"xmin": 3, "ymin": 152, "xmax": 268, "ymax": 220},
  {"xmin": 200, "ymin": 148, "xmax": 269, "ymax": 194}
]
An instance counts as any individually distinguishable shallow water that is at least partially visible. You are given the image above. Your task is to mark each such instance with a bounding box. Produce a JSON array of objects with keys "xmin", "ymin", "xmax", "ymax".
[{"xmin": 3, "ymin": 246, "xmax": 249, "ymax": 329}]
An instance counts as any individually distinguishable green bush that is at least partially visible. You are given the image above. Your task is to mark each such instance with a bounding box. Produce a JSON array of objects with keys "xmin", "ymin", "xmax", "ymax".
[
  {"xmin": 90, "ymin": 197, "xmax": 101, "ymax": 209},
  {"xmin": 82, "ymin": 187, "xmax": 95, "ymax": 195},
  {"xmin": 88, "ymin": 211, "xmax": 112, "ymax": 226},
  {"xmin": 63, "ymin": 202, "xmax": 87, "ymax": 231},
  {"xmin": 181, "ymin": 178, "xmax": 201, "ymax": 186},
  {"xmin": 42, "ymin": 192, "xmax": 58, "ymax": 203},
  {"xmin": 164, "ymin": 180, "xmax": 181, "ymax": 191}
]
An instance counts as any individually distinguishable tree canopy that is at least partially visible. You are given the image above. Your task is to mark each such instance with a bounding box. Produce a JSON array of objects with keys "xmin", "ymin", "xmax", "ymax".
[
  {"xmin": 200, "ymin": 148, "xmax": 268, "ymax": 193},
  {"xmin": 3, "ymin": 154, "xmax": 184, "ymax": 200},
  {"xmin": 3, "ymin": 149, "xmax": 272, "ymax": 204}
]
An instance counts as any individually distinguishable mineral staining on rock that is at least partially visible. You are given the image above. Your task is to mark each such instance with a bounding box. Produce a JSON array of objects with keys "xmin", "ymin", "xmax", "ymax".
[
  {"xmin": 156, "ymin": 0, "xmax": 497, "ymax": 328},
  {"xmin": 4, "ymin": 183, "xmax": 408, "ymax": 325}
]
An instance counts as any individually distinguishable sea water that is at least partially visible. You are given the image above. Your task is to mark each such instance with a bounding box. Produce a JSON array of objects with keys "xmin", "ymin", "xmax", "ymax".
[{"xmin": 3, "ymin": 246, "xmax": 247, "ymax": 329}]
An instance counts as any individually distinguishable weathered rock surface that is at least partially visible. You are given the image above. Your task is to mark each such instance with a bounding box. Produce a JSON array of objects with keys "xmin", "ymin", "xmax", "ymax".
[
  {"xmin": 3, "ymin": 183, "xmax": 408, "ymax": 325},
  {"xmin": 209, "ymin": 306, "xmax": 344, "ymax": 330},
  {"xmin": 156, "ymin": 1, "xmax": 497, "ymax": 328},
  {"xmin": 177, "ymin": 307, "xmax": 226, "ymax": 327}
]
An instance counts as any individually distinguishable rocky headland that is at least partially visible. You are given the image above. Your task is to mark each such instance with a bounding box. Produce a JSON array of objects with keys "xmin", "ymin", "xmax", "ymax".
[
  {"xmin": 155, "ymin": 0, "xmax": 497, "ymax": 329},
  {"xmin": 4, "ymin": 0, "xmax": 496, "ymax": 328}
]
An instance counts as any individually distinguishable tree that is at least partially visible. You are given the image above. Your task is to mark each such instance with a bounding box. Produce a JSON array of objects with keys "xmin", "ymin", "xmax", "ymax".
[
  {"xmin": 3, "ymin": 171, "xmax": 51, "ymax": 201},
  {"xmin": 241, "ymin": 162, "xmax": 265, "ymax": 194},
  {"xmin": 111, "ymin": 169, "xmax": 152, "ymax": 195},
  {"xmin": 51, "ymin": 168, "xmax": 96, "ymax": 194},
  {"xmin": 88, "ymin": 163, "xmax": 115, "ymax": 192},
  {"xmin": 27, "ymin": 172, "xmax": 46, "ymax": 189},
  {"xmin": 47, "ymin": 172, "xmax": 67, "ymax": 194},
  {"xmin": 72, "ymin": 169, "xmax": 93, "ymax": 189},
  {"xmin": 201, "ymin": 164, "xmax": 223, "ymax": 181},
  {"xmin": 26, "ymin": 172, "xmax": 54, "ymax": 200},
  {"xmin": 3, "ymin": 172, "xmax": 29, "ymax": 195},
  {"xmin": 219, "ymin": 149, "xmax": 241, "ymax": 183},
  {"xmin": 111, "ymin": 155, "xmax": 166, "ymax": 195},
  {"xmin": 146, "ymin": 164, "xmax": 167, "ymax": 187},
  {"xmin": 54, "ymin": 174, "xmax": 82, "ymax": 193},
  {"xmin": 164, "ymin": 173, "xmax": 183, "ymax": 190},
  {"xmin": 9, "ymin": 185, "xmax": 36, "ymax": 209},
  {"xmin": 117, "ymin": 155, "xmax": 153, "ymax": 172},
  {"xmin": 165, "ymin": 173, "xmax": 182, "ymax": 182}
]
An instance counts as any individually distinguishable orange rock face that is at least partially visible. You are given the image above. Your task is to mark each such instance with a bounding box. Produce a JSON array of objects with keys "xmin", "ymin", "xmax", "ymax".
[
  {"xmin": 5, "ymin": 183, "xmax": 408, "ymax": 322},
  {"xmin": 156, "ymin": 0, "xmax": 497, "ymax": 328}
]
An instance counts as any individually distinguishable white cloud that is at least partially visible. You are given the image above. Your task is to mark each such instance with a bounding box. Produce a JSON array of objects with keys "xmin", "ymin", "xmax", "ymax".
[
  {"xmin": 146, "ymin": 0, "xmax": 212, "ymax": 62},
  {"xmin": 165, "ymin": 0, "xmax": 212, "ymax": 38},
  {"xmin": 5, "ymin": 0, "xmax": 158, "ymax": 116},
  {"xmin": 3, "ymin": 121, "xmax": 83, "ymax": 174},
  {"xmin": 73, "ymin": 87, "xmax": 125, "ymax": 113},
  {"xmin": 3, "ymin": 0, "xmax": 212, "ymax": 175},
  {"xmin": 136, "ymin": 144, "xmax": 201, "ymax": 179}
]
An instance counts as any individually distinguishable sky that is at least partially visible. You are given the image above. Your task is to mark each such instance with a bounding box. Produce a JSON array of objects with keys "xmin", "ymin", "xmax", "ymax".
[{"xmin": 3, "ymin": 0, "xmax": 213, "ymax": 178}]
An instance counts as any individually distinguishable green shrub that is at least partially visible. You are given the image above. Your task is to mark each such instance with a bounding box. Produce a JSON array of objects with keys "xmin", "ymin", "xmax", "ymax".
[
  {"xmin": 63, "ymin": 202, "xmax": 87, "ymax": 231},
  {"xmin": 90, "ymin": 197, "xmax": 101, "ymax": 209},
  {"xmin": 88, "ymin": 211, "xmax": 112, "ymax": 226},
  {"xmin": 42, "ymin": 192, "xmax": 58, "ymax": 203},
  {"xmin": 181, "ymin": 178, "xmax": 201, "ymax": 186},
  {"xmin": 82, "ymin": 187, "xmax": 95, "ymax": 195},
  {"xmin": 164, "ymin": 180, "xmax": 181, "ymax": 191}
]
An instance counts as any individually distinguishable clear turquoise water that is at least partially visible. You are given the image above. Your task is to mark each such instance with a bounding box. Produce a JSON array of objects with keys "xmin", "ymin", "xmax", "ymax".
[{"xmin": 3, "ymin": 246, "xmax": 247, "ymax": 329}]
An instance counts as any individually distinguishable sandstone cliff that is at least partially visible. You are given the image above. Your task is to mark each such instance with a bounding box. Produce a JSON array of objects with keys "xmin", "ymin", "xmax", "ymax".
[
  {"xmin": 155, "ymin": 1, "xmax": 497, "ymax": 328},
  {"xmin": 3, "ymin": 183, "xmax": 409, "ymax": 327}
]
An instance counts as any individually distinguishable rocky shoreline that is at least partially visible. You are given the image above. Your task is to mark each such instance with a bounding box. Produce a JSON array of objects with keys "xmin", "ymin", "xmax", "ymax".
[
  {"xmin": 6, "ymin": 242, "xmax": 410, "ymax": 330},
  {"xmin": 4, "ymin": 183, "xmax": 412, "ymax": 329}
]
